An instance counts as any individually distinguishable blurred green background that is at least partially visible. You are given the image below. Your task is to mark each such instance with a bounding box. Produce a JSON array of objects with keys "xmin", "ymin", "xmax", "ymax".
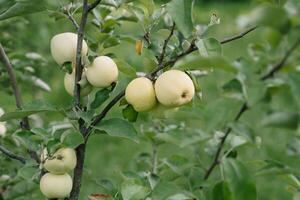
[{"xmin": 1, "ymin": 0, "xmax": 299, "ymax": 199}]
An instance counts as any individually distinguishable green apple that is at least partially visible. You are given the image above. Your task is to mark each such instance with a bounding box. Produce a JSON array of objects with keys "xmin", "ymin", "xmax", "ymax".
[
  {"xmin": 44, "ymin": 148, "xmax": 77, "ymax": 174},
  {"xmin": 125, "ymin": 77, "xmax": 157, "ymax": 112},
  {"xmin": 40, "ymin": 173, "xmax": 73, "ymax": 198},
  {"xmin": 50, "ymin": 32, "xmax": 88, "ymax": 66},
  {"xmin": 154, "ymin": 70, "xmax": 195, "ymax": 107},
  {"xmin": 86, "ymin": 56, "xmax": 118, "ymax": 88},
  {"xmin": 64, "ymin": 70, "xmax": 93, "ymax": 96}
]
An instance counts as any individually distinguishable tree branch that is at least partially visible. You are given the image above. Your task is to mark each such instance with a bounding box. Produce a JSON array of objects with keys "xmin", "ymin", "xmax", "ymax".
[
  {"xmin": 86, "ymin": 26, "xmax": 257, "ymax": 137},
  {"xmin": 0, "ymin": 145, "xmax": 26, "ymax": 164},
  {"xmin": 157, "ymin": 23, "xmax": 176, "ymax": 64},
  {"xmin": 88, "ymin": 0, "xmax": 102, "ymax": 12},
  {"xmin": 220, "ymin": 26, "xmax": 257, "ymax": 44},
  {"xmin": 63, "ymin": 10, "xmax": 79, "ymax": 31},
  {"xmin": 0, "ymin": 43, "xmax": 30, "ymax": 130},
  {"xmin": 203, "ymin": 36, "xmax": 300, "ymax": 180},
  {"xmin": 70, "ymin": 1, "xmax": 102, "ymax": 199}
]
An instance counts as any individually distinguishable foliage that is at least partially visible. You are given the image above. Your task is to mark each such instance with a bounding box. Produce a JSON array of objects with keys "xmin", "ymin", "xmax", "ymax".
[{"xmin": 0, "ymin": 0, "xmax": 300, "ymax": 200}]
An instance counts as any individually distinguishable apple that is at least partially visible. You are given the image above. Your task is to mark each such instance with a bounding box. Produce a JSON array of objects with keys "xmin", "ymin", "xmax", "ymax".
[
  {"xmin": 154, "ymin": 70, "xmax": 195, "ymax": 107},
  {"xmin": 64, "ymin": 70, "xmax": 93, "ymax": 96},
  {"xmin": 125, "ymin": 77, "xmax": 157, "ymax": 112},
  {"xmin": 50, "ymin": 32, "xmax": 88, "ymax": 66},
  {"xmin": 0, "ymin": 108, "xmax": 6, "ymax": 137},
  {"xmin": 44, "ymin": 148, "xmax": 77, "ymax": 174},
  {"xmin": 86, "ymin": 56, "xmax": 118, "ymax": 88},
  {"xmin": 40, "ymin": 173, "xmax": 73, "ymax": 198}
]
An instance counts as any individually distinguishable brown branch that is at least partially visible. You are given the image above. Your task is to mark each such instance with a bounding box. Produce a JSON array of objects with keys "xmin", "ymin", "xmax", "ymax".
[
  {"xmin": 220, "ymin": 26, "xmax": 257, "ymax": 44},
  {"xmin": 70, "ymin": 1, "xmax": 102, "ymax": 199},
  {"xmin": 0, "ymin": 144, "xmax": 26, "ymax": 164},
  {"xmin": 157, "ymin": 23, "xmax": 176, "ymax": 64},
  {"xmin": 0, "ymin": 43, "xmax": 30, "ymax": 130},
  {"xmin": 0, "ymin": 43, "xmax": 40, "ymax": 164},
  {"xmin": 203, "ymin": 36, "xmax": 300, "ymax": 180},
  {"xmin": 261, "ymin": 37, "xmax": 300, "ymax": 80},
  {"xmin": 88, "ymin": 0, "xmax": 102, "ymax": 12}
]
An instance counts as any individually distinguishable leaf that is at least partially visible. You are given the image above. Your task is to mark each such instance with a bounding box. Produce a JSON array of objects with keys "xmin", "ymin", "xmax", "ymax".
[
  {"xmin": 121, "ymin": 179, "xmax": 150, "ymax": 200},
  {"xmin": 94, "ymin": 118, "xmax": 139, "ymax": 142},
  {"xmin": 0, "ymin": 0, "xmax": 48, "ymax": 21},
  {"xmin": 288, "ymin": 73, "xmax": 300, "ymax": 109},
  {"xmin": 195, "ymin": 38, "xmax": 222, "ymax": 57},
  {"xmin": 114, "ymin": 59, "xmax": 137, "ymax": 77},
  {"xmin": 203, "ymin": 98, "xmax": 243, "ymax": 132},
  {"xmin": 91, "ymin": 89, "xmax": 111, "ymax": 109},
  {"xmin": 60, "ymin": 130, "xmax": 84, "ymax": 148},
  {"xmin": 261, "ymin": 112, "xmax": 299, "ymax": 129},
  {"xmin": 223, "ymin": 159, "xmax": 257, "ymax": 200},
  {"xmin": 212, "ymin": 181, "xmax": 233, "ymax": 200},
  {"xmin": 0, "ymin": 99, "xmax": 57, "ymax": 122},
  {"xmin": 166, "ymin": 0, "xmax": 194, "ymax": 38},
  {"xmin": 139, "ymin": 0, "xmax": 155, "ymax": 16},
  {"xmin": 174, "ymin": 54, "xmax": 237, "ymax": 73},
  {"xmin": 122, "ymin": 105, "xmax": 138, "ymax": 122},
  {"xmin": 18, "ymin": 165, "xmax": 38, "ymax": 180}
]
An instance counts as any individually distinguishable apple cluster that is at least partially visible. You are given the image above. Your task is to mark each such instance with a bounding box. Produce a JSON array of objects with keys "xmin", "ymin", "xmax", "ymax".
[
  {"xmin": 50, "ymin": 32, "xmax": 119, "ymax": 96},
  {"xmin": 125, "ymin": 70, "xmax": 195, "ymax": 112},
  {"xmin": 40, "ymin": 148, "xmax": 77, "ymax": 198}
]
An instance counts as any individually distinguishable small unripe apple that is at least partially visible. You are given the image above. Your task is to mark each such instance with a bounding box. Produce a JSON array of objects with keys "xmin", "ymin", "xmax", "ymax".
[
  {"xmin": 125, "ymin": 77, "xmax": 157, "ymax": 112},
  {"xmin": 44, "ymin": 148, "xmax": 77, "ymax": 174},
  {"xmin": 50, "ymin": 32, "xmax": 88, "ymax": 65},
  {"xmin": 86, "ymin": 56, "xmax": 118, "ymax": 88},
  {"xmin": 64, "ymin": 70, "xmax": 93, "ymax": 96},
  {"xmin": 154, "ymin": 70, "xmax": 195, "ymax": 107},
  {"xmin": 40, "ymin": 173, "xmax": 73, "ymax": 198}
]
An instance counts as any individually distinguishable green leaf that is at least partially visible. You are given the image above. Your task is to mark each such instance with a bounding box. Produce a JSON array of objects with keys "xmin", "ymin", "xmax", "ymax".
[
  {"xmin": 203, "ymin": 98, "xmax": 243, "ymax": 132},
  {"xmin": 174, "ymin": 54, "xmax": 237, "ymax": 73},
  {"xmin": 60, "ymin": 130, "xmax": 84, "ymax": 148},
  {"xmin": 18, "ymin": 165, "xmax": 38, "ymax": 180},
  {"xmin": 91, "ymin": 89, "xmax": 111, "ymax": 109},
  {"xmin": 121, "ymin": 179, "xmax": 150, "ymax": 200},
  {"xmin": 223, "ymin": 159, "xmax": 257, "ymax": 200},
  {"xmin": 0, "ymin": 99, "xmax": 57, "ymax": 122},
  {"xmin": 122, "ymin": 105, "xmax": 138, "ymax": 122},
  {"xmin": 166, "ymin": 0, "xmax": 194, "ymax": 38},
  {"xmin": 195, "ymin": 38, "xmax": 222, "ymax": 57},
  {"xmin": 288, "ymin": 73, "xmax": 300, "ymax": 109},
  {"xmin": 212, "ymin": 181, "xmax": 233, "ymax": 200},
  {"xmin": 94, "ymin": 118, "xmax": 139, "ymax": 142},
  {"xmin": 114, "ymin": 59, "xmax": 137, "ymax": 77},
  {"xmin": 261, "ymin": 112, "xmax": 299, "ymax": 129},
  {"xmin": 139, "ymin": 0, "xmax": 155, "ymax": 16},
  {"xmin": 0, "ymin": 0, "xmax": 48, "ymax": 21}
]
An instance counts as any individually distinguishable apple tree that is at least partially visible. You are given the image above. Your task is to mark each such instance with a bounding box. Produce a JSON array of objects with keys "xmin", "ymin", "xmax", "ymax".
[{"xmin": 0, "ymin": 0, "xmax": 300, "ymax": 199}]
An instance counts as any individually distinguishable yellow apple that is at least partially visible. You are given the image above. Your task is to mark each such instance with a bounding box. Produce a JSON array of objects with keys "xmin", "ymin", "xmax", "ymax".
[
  {"xmin": 40, "ymin": 173, "xmax": 73, "ymax": 198},
  {"xmin": 64, "ymin": 70, "xmax": 93, "ymax": 96},
  {"xmin": 86, "ymin": 56, "xmax": 118, "ymax": 88},
  {"xmin": 154, "ymin": 70, "xmax": 195, "ymax": 107},
  {"xmin": 125, "ymin": 77, "xmax": 157, "ymax": 112},
  {"xmin": 50, "ymin": 32, "xmax": 88, "ymax": 66},
  {"xmin": 44, "ymin": 148, "xmax": 77, "ymax": 174}
]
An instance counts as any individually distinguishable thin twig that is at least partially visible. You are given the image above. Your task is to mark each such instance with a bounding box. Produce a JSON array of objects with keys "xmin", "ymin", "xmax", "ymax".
[
  {"xmin": 64, "ymin": 10, "xmax": 79, "ymax": 31},
  {"xmin": 203, "ymin": 36, "xmax": 300, "ymax": 180},
  {"xmin": 261, "ymin": 37, "xmax": 300, "ymax": 80},
  {"xmin": 220, "ymin": 26, "xmax": 257, "ymax": 44},
  {"xmin": 88, "ymin": 0, "xmax": 102, "ymax": 11},
  {"xmin": 0, "ymin": 43, "xmax": 30, "ymax": 130},
  {"xmin": 158, "ymin": 23, "xmax": 176, "ymax": 64},
  {"xmin": 0, "ymin": 145, "xmax": 26, "ymax": 164}
]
